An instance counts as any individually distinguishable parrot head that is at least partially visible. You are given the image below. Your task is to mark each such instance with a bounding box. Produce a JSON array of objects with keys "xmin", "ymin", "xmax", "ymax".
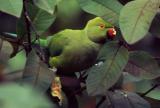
[{"xmin": 85, "ymin": 17, "xmax": 116, "ymax": 43}]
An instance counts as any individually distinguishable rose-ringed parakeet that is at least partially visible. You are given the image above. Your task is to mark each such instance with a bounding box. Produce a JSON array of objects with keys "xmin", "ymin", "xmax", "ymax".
[
  {"xmin": 41, "ymin": 17, "xmax": 116, "ymax": 75},
  {"xmin": 2, "ymin": 17, "xmax": 116, "ymax": 75}
]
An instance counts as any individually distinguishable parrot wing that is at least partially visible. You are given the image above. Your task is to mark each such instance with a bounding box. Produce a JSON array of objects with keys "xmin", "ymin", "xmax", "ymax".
[{"xmin": 47, "ymin": 31, "xmax": 70, "ymax": 57}]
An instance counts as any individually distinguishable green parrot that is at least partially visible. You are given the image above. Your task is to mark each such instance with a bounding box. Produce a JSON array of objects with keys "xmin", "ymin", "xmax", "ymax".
[
  {"xmin": 2, "ymin": 17, "xmax": 116, "ymax": 75},
  {"xmin": 41, "ymin": 17, "xmax": 116, "ymax": 74}
]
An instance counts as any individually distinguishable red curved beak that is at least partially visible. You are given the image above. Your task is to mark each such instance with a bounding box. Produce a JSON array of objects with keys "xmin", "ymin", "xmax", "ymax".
[{"xmin": 107, "ymin": 28, "xmax": 117, "ymax": 39}]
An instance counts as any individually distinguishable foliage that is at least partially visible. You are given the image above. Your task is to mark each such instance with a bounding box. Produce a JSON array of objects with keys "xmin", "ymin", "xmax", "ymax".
[
  {"xmin": 87, "ymin": 42, "xmax": 129, "ymax": 96},
  {"xmin": 0, "ymin": 0, "xmax": 160, "ymax": 108},
  {"xmin": 77, "ymin": 0, "xmax": 122, "ymax": 25},
  {"xmin": 0, "ymin": 0, "xmax": 23, "ymax": 17},
  {"xmin": 125, "ymin": 51, "xmax": 160, "ymax": 79},
  {"xmin": 119, "ymin": 0, "xmax": 160, "ymax": 44},
  {"xmin": 0, "ymin": 83, "xmax": 56, "ymax": 108}
]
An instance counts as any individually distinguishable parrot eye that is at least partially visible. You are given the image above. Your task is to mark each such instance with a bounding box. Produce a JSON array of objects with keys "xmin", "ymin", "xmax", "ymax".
[
  {"xmin": 107, "ymin": 28, "xmax": 116, "ymax": 39},
  {"xmin": 99, "ymin": 24, "xmax": 105, "ymax": 29}
]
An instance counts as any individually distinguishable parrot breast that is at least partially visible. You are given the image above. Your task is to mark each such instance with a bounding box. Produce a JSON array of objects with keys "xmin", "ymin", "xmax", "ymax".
[
  {"xmin": 48, "ymin": 29, "xmax": 102, "ymax": 74},
  {"xmin": 60, "ymin": 42, "xmax": 100, "ymax": 73}
]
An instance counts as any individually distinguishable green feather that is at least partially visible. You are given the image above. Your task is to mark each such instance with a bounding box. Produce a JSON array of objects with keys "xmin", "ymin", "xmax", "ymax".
[
  {"xmin": 3, "ymin": 17, "xmax": 115, "ymax": 74},
  {"xmin": 47, "ymin": 17, "xmax": 114, "ymax": 74}
]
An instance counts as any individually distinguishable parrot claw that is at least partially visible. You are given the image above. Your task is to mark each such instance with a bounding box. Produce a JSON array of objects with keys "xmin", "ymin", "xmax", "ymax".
[{"xmin": 49, "ymin": 67, "xmax": 57, "ymax": 73}]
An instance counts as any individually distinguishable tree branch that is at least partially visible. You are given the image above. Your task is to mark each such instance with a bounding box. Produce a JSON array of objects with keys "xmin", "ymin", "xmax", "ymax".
[
  {"xmin": 0, "ymin": 35, "xmax": 19, "ymax": 44},
  {"xmin": 23, "ymin": 0, "xmax": 32, "ymax": 52}
]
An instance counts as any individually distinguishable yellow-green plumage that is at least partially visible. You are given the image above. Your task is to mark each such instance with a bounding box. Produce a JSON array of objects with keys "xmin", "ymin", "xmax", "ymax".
[
  {"xmin": 43, "ymin": 17, "xmax": 114, "ymax": 74},
  {"xmin": 48, "ymin": 29, "xmax": 101, "ymax": 73}
]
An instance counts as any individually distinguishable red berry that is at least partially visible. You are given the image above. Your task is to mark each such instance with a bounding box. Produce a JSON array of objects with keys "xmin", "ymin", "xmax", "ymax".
[{"xmin": 107, "ymin": 28, "xmax": 116, "ymax": 39}]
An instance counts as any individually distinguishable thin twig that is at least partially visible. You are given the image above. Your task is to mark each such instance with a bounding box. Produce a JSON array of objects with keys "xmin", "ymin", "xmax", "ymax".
[
  {"xmin": 141, "ymin": 84, "xmax": 159, "ymax": 97},
  {"xmin": 21, "ymin": 5, "xmax": 45, "ymax": 60},
  {"xmin": 21, "ymin": 5, "xmax": 40, "ymax": 44},
  {"xmin": 96, "ymin": 96, "xmax": 106, "ymax": 108},
  {"xmin": 24, "ymin": 12, "xmax": 40, "ymax": 44},
  {"xmin": 23, "ymin": 0, "xmax": 32, "ymax": 52},
  {"xmin": 0, "ymin": 34, "xmax": 21, "ymax": 45}
]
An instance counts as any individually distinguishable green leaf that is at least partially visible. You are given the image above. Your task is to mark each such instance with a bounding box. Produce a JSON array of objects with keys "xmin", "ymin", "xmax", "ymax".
[
  {"xmin": 77, "ymin": 0, "xmax": 120, "ymax": 25},
  {"xmin": 135, "ymin": 80, "xmax": 160, "ymax": 100},
  {"xmin": 17, "ymin": 3, "xmax": 56, "ymax": 37},
  {"xmin": 125, "ymin": 51, "xmax": 160, "ymax": 80},
  {"xmin": 100, "ymin": 90, "xmax": 150, "ymax": 108},
  {"xmin": 86, "ymin": 42, "xmax": 129, "ymax": 96},
  {"xmin": 8, "ymin": 51, "xmax": 26, "ymax": 72},
  {"xmin": 33, "ymin": 0, "xmax": 61, "ymax": 14},
  {"xmin": 93, "ymin": 0, "xmax": 123, "ymax": 14},
  {"xmin": 119, "ymin": 0, "xmax": 160, "ymax": 44},
  {"xmin": 0, "ymin": 83, "xmax": 56, "ymax": 108},
  {"xmin": 22, "ymin": 50, "xmax": 55, "ymax": 93},
  {"xmin": 123, "ymin": 72, "xmax": 142, "ymax": 84},
  {"xmin": 0, "ymin": 0, "xmax": 23, "ymax": 17},
  {"xmin": 28, "ymin": 3, "xmax": 56, "ymax": 35}
]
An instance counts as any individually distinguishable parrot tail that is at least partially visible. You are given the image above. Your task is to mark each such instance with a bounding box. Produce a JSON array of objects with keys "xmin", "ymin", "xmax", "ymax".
[{"xmin": 1, "ymin": 32, "xmax": 48, "ymax": 47}]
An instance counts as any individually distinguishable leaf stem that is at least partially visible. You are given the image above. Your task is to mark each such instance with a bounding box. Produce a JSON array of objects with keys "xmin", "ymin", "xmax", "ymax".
[
  {"xmin": 96, "ymin": 96, "xmax": 106, "ymax": 108},
  {"xmin": 141, "ymin": 84, "xmax": 159, "ymax": 97}
]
